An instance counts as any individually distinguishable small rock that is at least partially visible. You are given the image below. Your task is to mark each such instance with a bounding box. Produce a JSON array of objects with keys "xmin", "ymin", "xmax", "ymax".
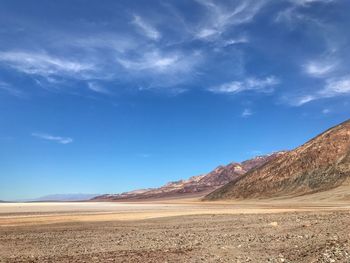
[{"xmin": 270, "ymin": 222, "xmax": 278, "ymax": 227}]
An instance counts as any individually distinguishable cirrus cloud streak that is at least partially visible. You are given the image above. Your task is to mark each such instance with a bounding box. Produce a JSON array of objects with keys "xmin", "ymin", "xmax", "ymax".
[{"xmin": 32, "ymin": 133, "xmax": 73, "ymax": 144}]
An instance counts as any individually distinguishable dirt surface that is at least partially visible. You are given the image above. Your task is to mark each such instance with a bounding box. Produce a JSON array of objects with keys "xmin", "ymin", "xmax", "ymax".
[{"xmin": 1, "ymin": 208, "xmax": 350, "ymax": 262}]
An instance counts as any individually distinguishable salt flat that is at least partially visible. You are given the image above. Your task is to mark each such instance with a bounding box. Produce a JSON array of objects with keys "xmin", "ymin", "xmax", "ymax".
[
  {"xmin": 0, "ymin": 201, "xmax": 287, "ymax": 226},
  {"xmin": 0, "ymin": 202, "xmax": 186, "ymax": 214},
  {"xmin": 1, "ymin": 198, "xmax": 349, "ymax": 227}
]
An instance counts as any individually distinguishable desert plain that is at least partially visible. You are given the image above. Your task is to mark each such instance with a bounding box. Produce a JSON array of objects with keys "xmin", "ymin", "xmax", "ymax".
[{"xmin": 1, "ymin": 190, "xmax": 350, "ymax": 263}]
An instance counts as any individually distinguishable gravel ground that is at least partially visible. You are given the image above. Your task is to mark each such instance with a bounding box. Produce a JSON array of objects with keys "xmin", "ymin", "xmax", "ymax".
[{"xmin": 0, "ymin": 211, "xmax": 349, "ymax": 262}]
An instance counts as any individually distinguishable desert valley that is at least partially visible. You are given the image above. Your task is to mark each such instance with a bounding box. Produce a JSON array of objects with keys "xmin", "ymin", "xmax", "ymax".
[
  {"xmin": 1, "ymin": 1, "xmax": 350, "ymax": 261},
  {"xmin": 1, "ymin": 119, "xmax": 350, "ymax": 262}
]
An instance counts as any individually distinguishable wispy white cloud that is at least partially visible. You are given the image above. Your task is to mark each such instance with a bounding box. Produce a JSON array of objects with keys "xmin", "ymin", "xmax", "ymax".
[
  {"xmin": 0, "ymin": 46, "xmax": 202, "ymax": 92},
  {"xmin": 293, "ymin": 75, "xmax": 350, "ymax": 105},
  {"xmin": 275, "ymin": 0, "xmax": 336, "ymax": 24},
  {"xmin": 275, "ymin": 0, "xmax": 341, "ymax": 62},
  {"xmin": 118, "ymin": 51, "xmax": 179, "ymax": 72},
  {"xmin": 195, "ymin": 0, "xmax": 266, "ymax": 40},
  {"xmin": 322, "ymin": 76, "xmax": 350, "ymax": 96},
  {"xmin": 69, "ymin": 34, "xmax": 137, "ymax": 54},
  {"xmin": 275, "ymin": 6, "xmax": 321, "ymax": 28},
  {"xmin": 209, "ymin": 76, "xmax": 280, "ymax": 94},
  {"xmin": 87, "ymin": 82, "xmax": 110, "ymax": 94},
  {"xmin": 275, "ymin": 0, "xmax": 335, "ymax": 28},
  {"xmin": 0, "ymin": 51, "xmax": 95, "ymax": 79},
  {"xmin": 291, "ymin": 0, "xmax": 336, "ymax": 6},
  {"xmin": 0, "ymin": 1, "xmax": 271, "ymax": 96},
  {"xmin": 303, "ymin": 59, "xmax": 337, "ymax": 78},
  {"xmin": 0, "ymin": 0, "xmax": 344, "ymax": 102},
  {"xmin": 32, "ymin": 133, "xmax": 73, "ymax": 144},
  {"xmin": 132, "ymin": 15, "xmax": 161, "ymax": 40},
  {"xmin": 241, "ymin": 108, "xmax": 253, "ymax": 117},
  {"xmin": 275, "ymin": 0, "xmax": 346, "ymax": 107},
  {"xmin": 117, "ymin": 49, "xmax": 202, "ymax": 88},
  {"xmin": 221, "ymin": 37, "xmax": 249, "ymax": 47},
  {"xmin": 196, "ymin": 28, "xmax": 217, "ymax": 39},
  {"xmin": 292, "ymin": 95, "xmax": 317, "ymax": 106},
  {"xmin": 322, "ymin": 108, "xmax": 331, "ymax": 114}
]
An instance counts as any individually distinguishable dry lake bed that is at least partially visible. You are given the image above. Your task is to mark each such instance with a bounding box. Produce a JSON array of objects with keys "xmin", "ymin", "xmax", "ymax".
[{"xmin": 0, "ymin": 200, "xmax": 349, "ymax": 262}]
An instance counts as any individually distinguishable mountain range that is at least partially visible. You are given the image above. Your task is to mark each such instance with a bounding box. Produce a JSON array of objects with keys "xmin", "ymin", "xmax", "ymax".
[
  {"xmin": 93, "ymin": 152, "xmax": 286, "ymax": 201},
  {"xmin": 93, "ymin": 119, "xmax": 350, "ymax": 202},
  {"xmin": 33, "ymin": 194, "xmax": 98, "ymax": 202}
]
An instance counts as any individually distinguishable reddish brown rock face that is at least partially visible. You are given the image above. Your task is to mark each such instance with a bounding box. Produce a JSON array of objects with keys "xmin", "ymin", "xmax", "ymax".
[
  {"xmin": 93, "ymin": 152, "xmax": 285, "ymax": 201},
  {"xmin": 206, "ymin": 119, "xmax": 350, "ymax": 200}
]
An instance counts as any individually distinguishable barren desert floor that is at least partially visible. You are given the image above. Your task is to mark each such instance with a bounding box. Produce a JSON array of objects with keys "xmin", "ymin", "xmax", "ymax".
[{"xmin": 0, "ymin": 199, "xmax": 350, "ymax": 262}]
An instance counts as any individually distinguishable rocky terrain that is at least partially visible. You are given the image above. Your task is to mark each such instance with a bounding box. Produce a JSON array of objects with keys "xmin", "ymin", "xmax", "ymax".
[
  {"xmin": 206, "ymin": 119, "xmax": 350, "ymax": 200},
  {"xmin": 1, "ymin": 211, "xmax": 349, "ymax": 262},
  {"xmin": 93, "ymin": 152, "xmax": 285, "ymax": 201}
]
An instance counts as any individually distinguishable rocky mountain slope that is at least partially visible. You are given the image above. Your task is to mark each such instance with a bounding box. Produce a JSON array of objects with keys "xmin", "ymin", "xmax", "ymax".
[
  {"xmin": 206, "ymin": 119, "xmax": 350, "ymax": 200},
  {"xmin": 93, "ymin": 152, "xmax": 285, "ymax": 201}
]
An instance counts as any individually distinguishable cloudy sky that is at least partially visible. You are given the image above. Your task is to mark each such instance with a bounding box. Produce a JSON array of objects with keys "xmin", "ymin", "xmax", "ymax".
[{"xmin": 1, "ymin": 0, "xmax": 349, "ymax": 200}]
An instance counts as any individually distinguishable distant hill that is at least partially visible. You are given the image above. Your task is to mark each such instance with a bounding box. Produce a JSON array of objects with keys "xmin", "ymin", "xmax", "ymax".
[
  {"xmin": 34, "ymin": 194, "xmax": 98, "ymax": 201},
  {"xmin": 205, "ymin": 119, "xmax": 350, "ymax": 200},
  {"xmin": 93, "ymin": 152, "xmax": 286, "ymax": 201}
]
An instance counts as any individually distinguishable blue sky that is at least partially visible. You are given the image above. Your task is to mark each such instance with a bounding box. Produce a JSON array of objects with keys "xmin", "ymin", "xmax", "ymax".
[{"xmin": 1, "ymin": 0, "xmax": 349, "ymax": 200}]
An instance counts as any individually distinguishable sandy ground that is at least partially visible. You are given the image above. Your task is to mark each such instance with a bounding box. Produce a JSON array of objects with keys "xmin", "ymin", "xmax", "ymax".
[{"xmin": 0, "ymin": 199, "xmax": 350, "ymax": 262}]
